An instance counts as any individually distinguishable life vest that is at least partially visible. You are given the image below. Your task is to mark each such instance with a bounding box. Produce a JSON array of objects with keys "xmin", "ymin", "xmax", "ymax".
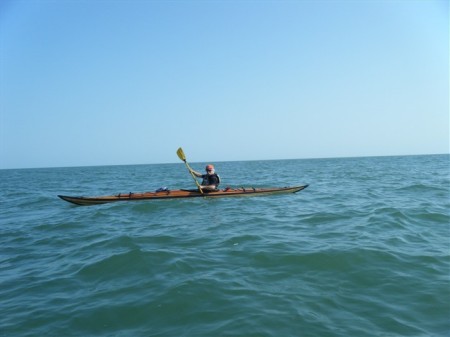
[{"xmin": 201, "ymin": 173, "xmax": 221, "ymax": 186}]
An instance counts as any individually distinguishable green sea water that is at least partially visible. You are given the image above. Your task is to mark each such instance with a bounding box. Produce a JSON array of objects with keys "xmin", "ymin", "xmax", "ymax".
[{"xmin": 1, "ymin": 155, "xmax": 449, "ymax": 337}]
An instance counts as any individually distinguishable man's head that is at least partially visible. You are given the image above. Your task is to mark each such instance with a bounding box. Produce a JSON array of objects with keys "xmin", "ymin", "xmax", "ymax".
[{"xmin": 205, "ymin": 164, "xmax": 215, "ymax": 174}]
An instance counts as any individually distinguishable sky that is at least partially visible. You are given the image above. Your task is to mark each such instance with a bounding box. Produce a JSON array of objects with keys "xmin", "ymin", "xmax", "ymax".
[{"xmin": 0, "ymin": 0, "xmax": 448, "ymax": 169}]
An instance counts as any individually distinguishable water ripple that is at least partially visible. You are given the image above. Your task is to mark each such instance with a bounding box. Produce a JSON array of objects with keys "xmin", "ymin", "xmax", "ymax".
[{"xmin": 1, "ymin": 155, "xmax": 449, "ymax": 337}]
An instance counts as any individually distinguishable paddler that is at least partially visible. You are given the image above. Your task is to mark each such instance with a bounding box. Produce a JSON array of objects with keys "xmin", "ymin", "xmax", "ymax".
[{"xmin": 192, "ymin": 164, "xmax": 221, "ymax": 191}]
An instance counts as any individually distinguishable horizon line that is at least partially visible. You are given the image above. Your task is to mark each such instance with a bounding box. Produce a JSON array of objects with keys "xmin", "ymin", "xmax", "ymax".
[{"xmin": 1, "ymin": 152, "xmax": 448, "ymax": 171}]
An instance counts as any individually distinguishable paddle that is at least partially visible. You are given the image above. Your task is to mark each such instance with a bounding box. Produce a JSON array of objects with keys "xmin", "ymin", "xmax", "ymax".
[{"xmin": 176, "ymin": 147, "xmax": 203, "ymax": 194}]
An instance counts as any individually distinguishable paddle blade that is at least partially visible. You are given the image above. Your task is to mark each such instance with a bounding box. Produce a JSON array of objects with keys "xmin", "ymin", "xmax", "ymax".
[{"xmin": 176, "ymin": 147, "xmax": 186, "ymax": 161}]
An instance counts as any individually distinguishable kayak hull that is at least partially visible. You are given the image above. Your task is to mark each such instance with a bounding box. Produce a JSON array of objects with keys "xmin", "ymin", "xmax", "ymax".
[{"xmin": 58, "ymin": 185, "xmax": 308, "ymax": 206}]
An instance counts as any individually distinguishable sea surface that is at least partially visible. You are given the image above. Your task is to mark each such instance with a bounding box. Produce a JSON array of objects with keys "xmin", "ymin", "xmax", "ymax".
[{"xmin": 1, "ymin": 155, "xmax": 449, "ymax": 337}]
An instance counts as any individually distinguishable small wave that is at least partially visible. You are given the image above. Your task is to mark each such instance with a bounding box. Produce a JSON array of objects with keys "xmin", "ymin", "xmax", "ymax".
[
  {"xmin": 396, "ymin": 183, "xmax": 448, "ymax": 193},
  {"xmin": 75, "ymin": 248, "xmax": 176, "ymax": 280}
]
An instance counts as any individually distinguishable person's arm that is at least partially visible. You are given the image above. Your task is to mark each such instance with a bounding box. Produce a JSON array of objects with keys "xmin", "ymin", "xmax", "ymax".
[{"xmin": 191, "ymin": 169, "xmax": 202, "ymax": 178}]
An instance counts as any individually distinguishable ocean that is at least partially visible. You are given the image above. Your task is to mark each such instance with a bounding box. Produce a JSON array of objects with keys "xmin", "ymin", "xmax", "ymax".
[{"xmin": 1, "ymin": 154, "xmax": 449, "ymax": 337}]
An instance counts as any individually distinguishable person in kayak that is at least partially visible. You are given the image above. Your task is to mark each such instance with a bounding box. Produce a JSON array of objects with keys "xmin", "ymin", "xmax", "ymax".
[{"xmin": 192, "ymin": 164, "xmax": 221, "ymax": 191}]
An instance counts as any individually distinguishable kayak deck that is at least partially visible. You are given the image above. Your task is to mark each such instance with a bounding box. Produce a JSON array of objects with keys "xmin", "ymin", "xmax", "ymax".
[{"xmin": 58, "ymin": 185, "xmax": 308, "ymax": 206}]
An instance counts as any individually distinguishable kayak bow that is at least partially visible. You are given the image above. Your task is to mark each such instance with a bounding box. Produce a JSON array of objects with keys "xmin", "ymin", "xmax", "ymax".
[{"xmin": 58, "ymin": 185, "xmax": 308, "ymax": 206}]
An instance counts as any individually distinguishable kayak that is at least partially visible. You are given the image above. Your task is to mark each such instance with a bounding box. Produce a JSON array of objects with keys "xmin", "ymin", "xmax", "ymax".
[{"xmin": 58, "ymin": 185, "xmax": 308, "ymax": 206}]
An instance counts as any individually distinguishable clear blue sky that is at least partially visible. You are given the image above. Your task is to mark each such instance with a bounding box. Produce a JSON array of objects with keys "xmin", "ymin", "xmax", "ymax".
[{"xmin": 1, "ymin": 0, "xmax": 448, "ymax": 169}]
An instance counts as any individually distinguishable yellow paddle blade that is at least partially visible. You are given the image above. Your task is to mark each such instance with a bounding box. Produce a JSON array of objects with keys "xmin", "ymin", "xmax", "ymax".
[{"xmin": 176, "ymin": 147, "xmax": 186, "ymax": 161}]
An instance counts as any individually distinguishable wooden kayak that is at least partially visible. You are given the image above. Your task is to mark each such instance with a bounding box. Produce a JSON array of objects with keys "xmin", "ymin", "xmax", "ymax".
[{"xmin": 58, "ymin": 185, "xmax": 308, "ymax": 206}]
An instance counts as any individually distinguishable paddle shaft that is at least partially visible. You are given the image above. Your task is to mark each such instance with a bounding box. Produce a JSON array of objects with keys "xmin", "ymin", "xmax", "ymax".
[{"xmin": 177, "ymin": 148, "xmax": 203, "ymax": 194}]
